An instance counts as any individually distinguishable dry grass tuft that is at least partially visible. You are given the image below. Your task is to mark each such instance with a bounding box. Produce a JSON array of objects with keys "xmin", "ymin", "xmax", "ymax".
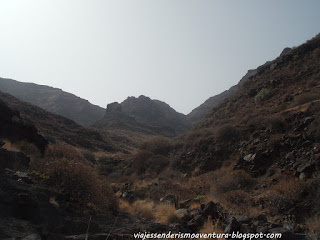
[
  {"xmin": 190, "ymin": 202, "xmax": 201, "ymax": 210},
  {"xmin": 306, "ymin": 217, "xmax": 320, "ymax": 240},
  {"xmin": 118, "ymin": 199, "xmax": 155, "ymax": 220},
  {"xmin": 45, "ymin": 143, "xmax": 85, "ymax": 161},
  {"xmin": 2, "ymin": 140, "xmax": 20, "ymax": 152},
  {"xmin": 199, "ymin": 217, "xmax": 225, "ymax": 239},
  {"xmin": 218, "ymin": 190, "xmax": 257, "ymax": 216},
  {"xmin": 211, "ymin": 168, "xmax": 256, "ymax": 197},
  {"xmin": 155, "ymin": 203, "xmax": 177, "ymax": 224}
]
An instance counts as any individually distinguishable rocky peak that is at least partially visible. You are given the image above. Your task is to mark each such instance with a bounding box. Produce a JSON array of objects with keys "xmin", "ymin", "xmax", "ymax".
[
  {"xmin": 279, "ymin": 47, "xmax": 292, "ymax": 57},
  {"xmin": 106, "ymin": 102, "xmax": 122, "ymax": 113}
]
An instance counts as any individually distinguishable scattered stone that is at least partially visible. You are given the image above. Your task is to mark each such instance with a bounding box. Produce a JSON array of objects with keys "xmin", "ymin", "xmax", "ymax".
[
  {"xmin": 231, "ymin": 215, "xmax": 252, "ymax": 224},
  {"xmin": 160, "ymin": 194, "xmax": 178, "ymax": 207},
  {"xmin": 225, "ymin": 217, "xmax": 241, "ymax": 234},
  {"xmin": 202, "ymin": 201, "xmax": 219, "ymax": 219},
  {"xmin": 175, "ymin": 209, "xmax": 189, "ymax": 220},
  {"xmin": 0, "ymin": 149, "xmax": 30, "ymax": 169},
  {"xmin": 240, "ymin": 224, "xmax": 254, "ymax": 233},
  {"xmin": 255, "ymin": 214, "xmax": 268, "ymax": 222},
  {"xmin": 187, "ymin": 214, "xmax": 206, "ymax": 231},
  {"xmin": 244, "ymin": 153, "xmax": 256, "ymax": 162},
  {"xmin": 22, "ymin": 234, "xmax": 42, "ymax": 240},
  {"xmin": 179, "ymin": 199, "xmax": 192, "ymax": 209}
]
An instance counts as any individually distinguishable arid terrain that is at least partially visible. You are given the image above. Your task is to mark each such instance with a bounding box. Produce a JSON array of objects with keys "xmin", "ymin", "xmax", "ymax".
[{"xmin": 1, "ymin": 34, "xmax": 320, "ymax": 240}]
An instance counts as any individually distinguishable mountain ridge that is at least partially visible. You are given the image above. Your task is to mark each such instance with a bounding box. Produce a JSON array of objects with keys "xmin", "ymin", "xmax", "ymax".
[
  {"xmin": 0, "ymin": 78, "xmax": 105, "ymax": 126},
  {"xmin": 94, "ymin": 95, "xmax": 192, "ymax": 137}
]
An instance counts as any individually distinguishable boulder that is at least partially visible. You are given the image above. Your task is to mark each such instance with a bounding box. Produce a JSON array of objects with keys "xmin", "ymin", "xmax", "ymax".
[
  {"xmin": 179, "ymin": 199, "xmax": 192, "ymax": 209},
  {"xmin": 22, "ymin": 234, "xmax": 42, "ymax": 240},
  {"xmin": 240, "ymin": 224, "xmax": 254, "ymax": 233},
  {"xmin": 0, "ymin": 149, "xmax": 30, "ymax": 169},
  {"xmin": 202, "ymin": 201, "xmax": 219, "ymax": 219},
  {"xmin": 160, "ymin": 194, "xmax": 178, "ymax": 207},
  {"xmin": 175, "ymin": 209, "xmax": 189, "ymax": 221},
  {"xmin": 187, "ymin": 214, "xmax": 206, "ymax": 231},
  {"xmin": 225, "ymin": 217, "xmax": 241, "ymax": 234}
]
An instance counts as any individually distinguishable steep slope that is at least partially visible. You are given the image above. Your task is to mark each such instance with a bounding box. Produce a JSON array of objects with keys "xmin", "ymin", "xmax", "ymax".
[
  {"xmin": 187, "ymin": 69, "xmax": 259, "ymax": 123},
  {"xmin": 94, "ymin": 95, "xmax": 191, "ymax": 137},
  {"xmin": 0, "ymin": 91, "xmax": 114, "ymax": 151},
  {"xmin": 188, "ymin": 48, "xmax": 296, "ymax": 124},
  {"xmin": 0, "ymin": 78, "xmax": 105, "ymax": 126},
  {"xmin": 174, "ymin": 34, "xmax": 320, "ymax": 176}
]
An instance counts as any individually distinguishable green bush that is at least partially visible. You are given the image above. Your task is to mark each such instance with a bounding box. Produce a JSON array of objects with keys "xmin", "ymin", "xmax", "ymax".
[{"xmin": 255, "ymin": 88, "xmax": 272, "ymax": 103}]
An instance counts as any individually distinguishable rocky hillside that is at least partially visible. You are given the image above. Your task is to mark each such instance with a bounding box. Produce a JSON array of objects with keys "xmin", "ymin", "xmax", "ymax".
[
  {"xmin": 126, "ymin": 35, "xmax": 320, "ymax": 233},
  {"xmin": 175, "ymin": 35, "xmax": 320, "ymax": 175},
  {"xmin": 0, "ymin": 78, "xmax": 105, "ymax": 126},
  {"xmin": 0, "ymin": 91, "xmax": 113, "ymax": 151},
  {"xmin": 94, "ymin": 95, "xmax": 191, "ymax": 137}
]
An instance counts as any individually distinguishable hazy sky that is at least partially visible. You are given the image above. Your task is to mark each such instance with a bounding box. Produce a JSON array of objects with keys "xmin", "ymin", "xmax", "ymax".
[{"xmin": 0, "ymin": 1, "xmax": 320, "ymax": 114}]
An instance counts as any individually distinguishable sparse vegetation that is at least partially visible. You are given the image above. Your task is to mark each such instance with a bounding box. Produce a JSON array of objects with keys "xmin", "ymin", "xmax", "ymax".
[
  {"xmin": 199, "ymin": 217, "xmax": 225, "ymax": 239},
  {"xmin": 218, "ymin": 190, "xmax": 256, "ymax": 216},
  {"xmin": 216, "ymin": 124, "xmax": 239, "ymax": 142},
  {"xmin": 45, "ymin": 143, "xmax": 84, "ymax": 161},
  {"xmin": 43, "ymin": 157, "xmax": 115, "ymax": 212},
  {"xmin": 295, "ymin": 92, "xmax": 318, "ymax": 105},
  {"xmin": 211, "ymin": 169, "xmax": 256, "ymax": 197},
  {"xmin": 139, "ymin": 136, "xmax": 172, "ymax": 156},
  {"xmin": 83, "ymin": 151, "xmax": 96, "ymax": 163},
  {"xmin": 155, "ymin": 203, "xmax": 177, "ymax": 224},
  {"xmin": 255, "ymin": 88, "xmax": 272, "ymax": 103},
  {"xmin": 306, "ymin": 217, "xmax": 320, "ymax": 240},
  {"xmin": 119, "ymin": 199, "xmax": 155, "ymax": 220}
]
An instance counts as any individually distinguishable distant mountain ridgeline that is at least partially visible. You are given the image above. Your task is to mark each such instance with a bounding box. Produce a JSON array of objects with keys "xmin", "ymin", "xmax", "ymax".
[
  {"xmin": 93, "ymin": 95, "xmax": 192, "ymax": 137},
  {"xmin": 0, "ymin": 78, "xmax": 105, "ymax": 126},
  {"xmin": 0, "ymin": 91, "xmax": 114, "ymax": 151}
]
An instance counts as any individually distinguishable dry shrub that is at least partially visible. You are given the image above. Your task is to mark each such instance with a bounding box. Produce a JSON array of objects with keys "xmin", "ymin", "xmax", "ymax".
[
  {"xmin": 43, "ymin": 158, "xmax": 115, "ymax": 212},
  {"xmin": 264, "ymin": 177, "xmax": 311, "ymax": 212},
  {"xmin": 139, "ymin": 136, "xmax": 172, "ymax": 156},
  {"xmin": 216, "ymin": 124, "xmax": 239, "ymax": 142},
  {"xmin": 218, "ymin": 190, "xmax": 253, "ymax": 215},
  {"xmin": 295, "ymin": 92, "xmax": 318, "ymax": 105},
  {"xmin": 156, "ymin": 203, "xmax": 177, "ymax": 224},
  {"xmin": 199, "ymin": 217, "xmax": 225, "ymax": 239},
  {"xmin": 306, "ymin": 217, "xmax": 320, "ymax": 240},
  {"xmin": 119, "ymin": 199, "xmax": 155, "ymax": 220},
  {"xmin": 15, "ymin": 141, "xmax": 40, "ymax": 156},
  {"xmin": 118, "ymin": 199, "xmax": 131, "ymax": 212},
  {"xmin": 133, "ymin": 150, "xmax": 169, "ymax": 175},
  {"xmin": 45, "ymin": 143, "xmax": 84, "ymax": 161},
  {"xmin": 211, "ymin": 169, "xmax": 256, "ymax": 197},
  {"xmin": 255, "ymin": 88, "xmax": 272, "ymax": 103},
  {"xmin": 268, "ymin": 116, "xmax": 287, "ymax": 132},
  {"xmin": 2, "ymin": 140, "xmax": 40, "ymax": 156}
]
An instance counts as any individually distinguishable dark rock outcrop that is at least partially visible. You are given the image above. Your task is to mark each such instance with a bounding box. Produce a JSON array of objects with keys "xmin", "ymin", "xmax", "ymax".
[{"xmin": 0, "ymin": 99, "xmax": 48, "ymax": 154}]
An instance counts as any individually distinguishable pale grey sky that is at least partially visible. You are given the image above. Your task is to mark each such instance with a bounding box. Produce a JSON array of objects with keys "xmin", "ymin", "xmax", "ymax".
[{"xmin": 0, "ymin": 0, "xmax": 319, "ymax": 114}]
